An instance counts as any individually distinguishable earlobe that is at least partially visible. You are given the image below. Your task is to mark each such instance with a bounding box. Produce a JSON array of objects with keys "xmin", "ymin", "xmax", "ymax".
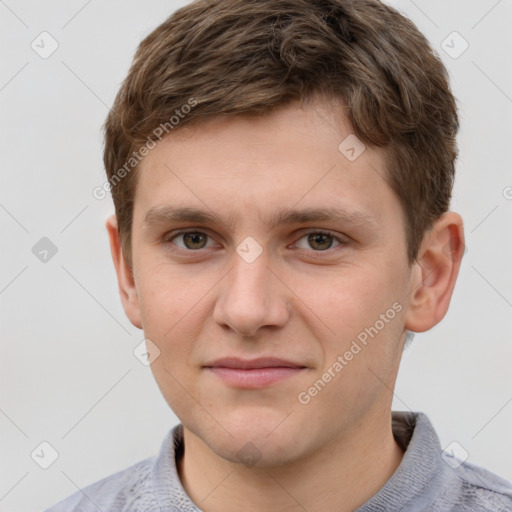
[
  {"xmin": 105, "ymin": 215, "xmax": 142, "ymax": 329},
  {"xmin": 405, "ymin": 212, "xmax": 465, "ymax": 333}
]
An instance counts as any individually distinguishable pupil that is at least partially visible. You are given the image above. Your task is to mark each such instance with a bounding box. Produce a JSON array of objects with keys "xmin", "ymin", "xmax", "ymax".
[
  {"xmin": 184, "ymin": 232, "xmax": 206, "ymax": 249},
  {"xmin": 309, "ymin": 233, "xmax": 332, "ymax": 250}
]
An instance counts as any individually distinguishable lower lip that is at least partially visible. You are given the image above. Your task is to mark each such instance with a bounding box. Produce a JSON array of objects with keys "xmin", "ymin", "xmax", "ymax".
[{"xmin": 206, "ymin": 367, "xmax": 305, "ymax": 388}]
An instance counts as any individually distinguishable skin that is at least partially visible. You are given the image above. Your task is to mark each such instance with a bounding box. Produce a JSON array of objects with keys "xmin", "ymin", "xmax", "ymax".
[{"xmin": 106, "ymin": 98, "xmax": 465, "ymax": 512}]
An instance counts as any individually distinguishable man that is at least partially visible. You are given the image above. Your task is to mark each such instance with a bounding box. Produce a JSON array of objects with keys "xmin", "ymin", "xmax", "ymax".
[{"xmin": 46, "ymin": 0, "xmax": 512, "ymax": 510}]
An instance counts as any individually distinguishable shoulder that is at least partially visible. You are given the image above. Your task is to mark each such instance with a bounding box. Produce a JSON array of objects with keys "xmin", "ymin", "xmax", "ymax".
[
  {"xmin": 386, "ymin": 412, "xmax": 512, "ymax": 511},
  {"xmin": 445, "ymin": 459, "xmax": 512, "ymax": 511},
  {"xmin": 43, "ymin": 456, "xmax": 159, "ymax": 512}
]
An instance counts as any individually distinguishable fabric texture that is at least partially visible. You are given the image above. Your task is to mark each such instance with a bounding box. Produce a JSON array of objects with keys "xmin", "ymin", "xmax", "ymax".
[{"xmin": 44, "ymin": 411, "xmax": 512, "ymax": 511}]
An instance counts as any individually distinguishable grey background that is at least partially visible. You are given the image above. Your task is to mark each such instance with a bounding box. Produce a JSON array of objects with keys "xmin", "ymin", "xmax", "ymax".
[{"xmin": 1, "ymin": 1, "xmax": 511, "ymax": 510}]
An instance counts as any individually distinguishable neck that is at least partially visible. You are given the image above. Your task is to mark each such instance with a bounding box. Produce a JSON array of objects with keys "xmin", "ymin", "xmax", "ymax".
[{"xmin": 177, "ymin": 408, "xmax": 404, "ymax": 512}]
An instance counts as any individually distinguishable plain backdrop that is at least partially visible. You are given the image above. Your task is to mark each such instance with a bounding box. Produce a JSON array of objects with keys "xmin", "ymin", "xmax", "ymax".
[{"xmin": 1, "ymin": 1, "xmax": 511, "ymax": 510}]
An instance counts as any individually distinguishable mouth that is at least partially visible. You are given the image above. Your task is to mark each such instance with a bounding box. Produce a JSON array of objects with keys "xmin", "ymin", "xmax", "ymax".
[{"xmin": 203, "ymin": 357, "xmax": 307, "ymax": 389}]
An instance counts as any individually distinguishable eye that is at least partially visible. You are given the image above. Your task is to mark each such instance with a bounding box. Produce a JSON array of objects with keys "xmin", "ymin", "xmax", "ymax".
[
  {"xmin": 167, "ymin": 230, "xmax": 216, "ymax": 250},
  {"xmin": 165, "ymin": 229, "xmax": 348, "ymax": 254},
  {"xmin": 294, "ymin": 230, "xmax": 342, "ymax": 251}
]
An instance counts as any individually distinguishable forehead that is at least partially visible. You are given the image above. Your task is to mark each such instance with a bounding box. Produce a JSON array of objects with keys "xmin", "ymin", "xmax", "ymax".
[{"xmin": 133, "ymin": 100, "xmax": 399, "ymax": 230}]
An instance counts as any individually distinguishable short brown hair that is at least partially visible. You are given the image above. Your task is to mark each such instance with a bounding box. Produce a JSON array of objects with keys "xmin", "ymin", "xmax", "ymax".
[{"xmin": 104, "ymin": 0, "xmax": 458, "ymax": 267}]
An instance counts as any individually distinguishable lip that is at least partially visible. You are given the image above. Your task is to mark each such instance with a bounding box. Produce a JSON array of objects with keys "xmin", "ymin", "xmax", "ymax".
[{"xmin": 203, "ymin": 357, "xmax": 307, "ymax": 389}]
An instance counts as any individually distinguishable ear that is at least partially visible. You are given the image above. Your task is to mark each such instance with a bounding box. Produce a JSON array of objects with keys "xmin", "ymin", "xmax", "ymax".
[
  {"xmin": 105, "ymin": 215, "xmax": 142, "ymax": 329},
  {"xmin": 405, "ymin": 212, "xmax": 465, "ymax": 333}
]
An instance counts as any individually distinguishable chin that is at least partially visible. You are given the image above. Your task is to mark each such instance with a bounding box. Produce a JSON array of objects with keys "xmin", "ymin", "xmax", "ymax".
[
  {"xmin": 211, "ymin": 433, "xmax": 304, "ymax": 469},
  {"xmin": 193, "ymin": 406, "xmax": 310, "ymax": 468}
]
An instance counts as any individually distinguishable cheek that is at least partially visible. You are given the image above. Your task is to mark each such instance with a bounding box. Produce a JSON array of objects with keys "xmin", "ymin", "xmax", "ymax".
[
  {"xmin": 290, "ymin": 263, "xmax": 407, "ymax": 401},
  {"xmin": 137, "ymin": 260, "xmax": 206, "ymax": 325},
  {"xmin": 135, "ymin": 265, "xmax": 205, "ymax": 366},
  {"xmin": 292, "ymin": 264, "xmax": 401, "ymax": 340},
  {"xmin": 138, "ymin": 268, "xmax": 207, "ymax": 412}
]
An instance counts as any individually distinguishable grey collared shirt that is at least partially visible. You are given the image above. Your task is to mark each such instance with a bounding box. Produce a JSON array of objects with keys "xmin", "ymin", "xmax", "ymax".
[{"xmin": 44, "ymin": 412, "xmax": 512, "ymax": 511}]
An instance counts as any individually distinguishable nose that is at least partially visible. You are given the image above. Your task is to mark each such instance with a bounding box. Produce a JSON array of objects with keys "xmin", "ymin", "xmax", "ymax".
[{"xmin": 212, "ymin": 250, "xmax": 291, "ymax": 337}]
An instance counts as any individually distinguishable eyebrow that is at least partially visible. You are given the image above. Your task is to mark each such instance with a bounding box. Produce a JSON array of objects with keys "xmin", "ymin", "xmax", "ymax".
[{"xmin": 143, "ymin": 205, "xmax": 379, "ymax": 231}]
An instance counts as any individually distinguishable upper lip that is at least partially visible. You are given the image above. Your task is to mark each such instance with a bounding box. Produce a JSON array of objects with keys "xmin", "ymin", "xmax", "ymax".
[{"xmin": 203, "ymin": 357, "xmax": 306, "ymax": 370}]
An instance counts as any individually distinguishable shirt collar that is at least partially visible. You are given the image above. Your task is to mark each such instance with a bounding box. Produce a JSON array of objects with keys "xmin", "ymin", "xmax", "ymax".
[{"xmin": 356, "ymin": 411, "xmax": 446, "ymax": 511}]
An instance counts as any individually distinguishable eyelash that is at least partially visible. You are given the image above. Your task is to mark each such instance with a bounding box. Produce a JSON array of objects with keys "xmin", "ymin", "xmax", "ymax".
[{"xmin": 164, "ymin": 229, "xmax": 348, "ymax": 255}]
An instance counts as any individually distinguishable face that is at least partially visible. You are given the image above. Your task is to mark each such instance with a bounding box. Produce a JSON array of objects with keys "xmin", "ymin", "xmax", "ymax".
[{"xmin": 126, "ymin": 99, "xmax": 416, "ymax": 467}]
